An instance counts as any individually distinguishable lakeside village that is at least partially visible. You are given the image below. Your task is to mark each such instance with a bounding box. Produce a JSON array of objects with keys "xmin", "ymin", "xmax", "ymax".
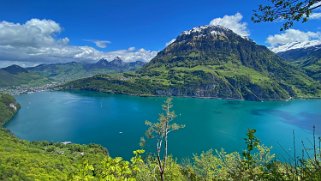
[{"xmin": 0, "ymin": 82, "xmax": 60, "ymax": 95}]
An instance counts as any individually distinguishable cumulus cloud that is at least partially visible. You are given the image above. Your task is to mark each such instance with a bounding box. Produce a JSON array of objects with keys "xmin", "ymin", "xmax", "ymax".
[
  {"xmin": 103, "ymin": 48, "xmax": 157, "ymax": 62},
  {"xmin": 266, "ymin": 29, "xmax": 321, "ymax": 52},
  {"xmin": 0, "ymin": 19, "xmax": 157, "ymax": 67},
  {"xmin": 0, "ymin": 19, "xmax": 68, "ymax": 47},
  {"xmin": 210, "ymin": 13, "xmax": 249, "ymax": 37},
  {"xmin": 267, "ymin": 29, "xmax": 321, "ymax": 47}
]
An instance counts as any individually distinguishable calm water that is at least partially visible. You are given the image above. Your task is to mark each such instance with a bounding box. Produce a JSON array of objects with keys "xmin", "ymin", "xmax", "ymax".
[{"xmin": 5, "ymin": 91, "xmax": 321, "ymax": 160}]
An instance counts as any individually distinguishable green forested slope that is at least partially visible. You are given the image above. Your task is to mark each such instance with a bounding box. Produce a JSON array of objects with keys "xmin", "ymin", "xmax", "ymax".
[
  {"xmin": 277, "ymin": 45, "xmax": 321, "ymax": 82},
  {"xmin": 62, "ymin": 26, "xmax": 321, "ymax": 101},
  {"xmin": 0, "ymin": 131, "xmax": 107, "ymax": 180},
  {"xmin": 0, "ymin": 69, "xmax": 50, "ymax": 88},
  {"xmin": 0, "ymin": 93, "xmax": 107, "ymax": 180},
  {"xmin": 0, "ymin": 93, "xmax": 20, "ymax": 125},
  {"xmin": 0, "ymin": 59, "xmax": 146, "ymax": 89}
]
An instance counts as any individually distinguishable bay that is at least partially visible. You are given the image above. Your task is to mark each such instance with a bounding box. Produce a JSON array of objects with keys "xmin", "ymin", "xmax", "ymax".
[{"xmin": 5, "ymin": 91, "xmax": 321, "ymax": 160}]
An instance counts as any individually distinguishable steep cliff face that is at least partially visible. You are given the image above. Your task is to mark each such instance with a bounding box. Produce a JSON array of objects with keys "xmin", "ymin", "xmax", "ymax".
[{"xmin": 0, "ymin": 93, "xmax": 20, "ymax": 125}]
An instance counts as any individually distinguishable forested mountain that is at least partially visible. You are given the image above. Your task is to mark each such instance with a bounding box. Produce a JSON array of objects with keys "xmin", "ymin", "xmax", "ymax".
[
  {"xmin": 0, "ymin": 66, "xmax": 50, "ymax": 88},
  {"xmin": 62, "ymin": 25, "xmax": 321, "ymax": 101},
  {"xmin": 0, "ymin": 58, "xmax": 145, "ymax": 88},
  {"xmin": 277, "ymin": 43, "xmax": 321, "ymax": 82}
]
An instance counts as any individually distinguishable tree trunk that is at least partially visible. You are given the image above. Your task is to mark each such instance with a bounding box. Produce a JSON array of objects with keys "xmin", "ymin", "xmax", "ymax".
[
  {"xmin": 157, "ymin": 155, "xmax": 164, "ymax": 181},
  {"xmin": 157, "ymin": 140, "xmax": 164, "ymax": 181},
  {"xmin": 163, "ymin": 101, "xmax": 170, "ymax": 179},
  {"xmin": 164, "ymin": 124, "xmax": 168, "ymax": 171},
  {"xmin": 160, "ymin": 169, "xmax": 164, "ymax": 181}
]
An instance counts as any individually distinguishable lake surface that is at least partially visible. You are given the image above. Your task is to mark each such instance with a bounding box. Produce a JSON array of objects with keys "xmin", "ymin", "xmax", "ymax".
[{"xmin": 5, "ymin": 91, "xmax": 321, "ymax": 160}]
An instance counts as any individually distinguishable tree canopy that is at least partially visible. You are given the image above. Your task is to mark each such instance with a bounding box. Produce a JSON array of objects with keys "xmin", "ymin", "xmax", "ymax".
[{"xmin": 252, "ymin": 0, "xmax": 321, "ymax": 30}]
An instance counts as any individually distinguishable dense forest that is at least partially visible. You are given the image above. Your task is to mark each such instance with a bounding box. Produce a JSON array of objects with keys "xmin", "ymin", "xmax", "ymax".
[{"xmin": 0, "ymin": 94, "xmax": 321, "ymax": 180}]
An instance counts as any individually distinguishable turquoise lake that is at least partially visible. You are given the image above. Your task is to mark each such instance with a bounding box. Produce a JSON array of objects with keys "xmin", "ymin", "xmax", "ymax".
[{"xmin": 5, "ymin": 91, "xmax": 321, "ymax": 160}]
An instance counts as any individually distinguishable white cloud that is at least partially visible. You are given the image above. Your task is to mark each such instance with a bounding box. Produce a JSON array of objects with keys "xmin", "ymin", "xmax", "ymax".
[
  {"xmin": 266, "ymin": 29, "xmax": 321, "ymax": 52},
  {"xmin": 0, "ymin": 60, "xmax": 40, "ymax": 68},
  {"xmin": 165, "ymin": 39, "xmax": 176, "ymax": 47},
  {"xmin": 310, "ymin": 13, "xmax": 321, "ymax": 19},
  {"xmin": 0, "ymin": 19, "xmax": 67, "ymax": 47},
  {"xmin": 103, "ymin": 48, "xmax": 157, "ymax": 62},
  {"xmin": 311, "ymin": 2, "xmax": 321, "ymax": 9},
  {"xmin": 209, "ymin": 13, "xmax": 249, "ymax": 37},
  {"xmin": 0, "ymin": 19, "xmax": 157, "ymax": 67},
  {"xmin": 93, "ymin": 40, "xmax": 111, "ymax": 48},
  {"xmin": 85, "ymin": 39, "xmax": 111, "ymax": 48},
  {"xmin": 267, "ymin": 29, "xmax": 321, "ymax": 46},
  {"xmin": 128, "ymin": 47, "xmax": 136, "ymax": 51}
]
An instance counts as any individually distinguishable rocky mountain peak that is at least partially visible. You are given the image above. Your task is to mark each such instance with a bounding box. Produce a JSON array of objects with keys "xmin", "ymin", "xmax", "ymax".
[
  {"xmin": 96, "ymin": 58, "xmax": 109, "ymax": 66},
  {"xmin": 2, "ymin": 64, "xmax": 28, "ymax": 74},
  {"xmin": 110, "ymin": 57, "xmax": 124, "ymax": 66},
  {"xmin": 147, "ymin": 23, "xmax": 266, "ymax": 71},
  {"xmin": 177, "ymin": 25, "xmax": 246, "ymax": 41}
]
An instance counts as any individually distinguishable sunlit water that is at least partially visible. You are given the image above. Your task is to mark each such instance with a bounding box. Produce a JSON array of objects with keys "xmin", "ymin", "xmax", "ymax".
[{"xmin": 5, "ymin": 91, "xmax": 321, "ymax": 160}]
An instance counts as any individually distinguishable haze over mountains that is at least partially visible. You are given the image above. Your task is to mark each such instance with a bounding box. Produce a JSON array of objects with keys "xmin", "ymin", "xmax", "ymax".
[{"xmin": 62, "ymin": 25, "xmax": 321, "ymax": 101}]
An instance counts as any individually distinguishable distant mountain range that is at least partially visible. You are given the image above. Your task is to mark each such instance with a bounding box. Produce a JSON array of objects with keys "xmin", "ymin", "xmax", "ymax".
[
  {"xmin": 62, "ymin": 25, "xmax": 321, "ymax": 101},
  {"xmin": 87, "ymin": 57, "xmax": 145, "ymax": 70},
  {"xmin": 277, "ymin": 43, "xmax": 321, "ymax": 81},
  {"xmin": 2, "ymin": 65, "xmax": 29, "ymax": 74},
  {"xmin": 271, "ymin": 40, "xmax": 321, "ymax": 53},
  {"xmin": 0, "ymin": 58, "xmax": 145, "ymax": 88}
]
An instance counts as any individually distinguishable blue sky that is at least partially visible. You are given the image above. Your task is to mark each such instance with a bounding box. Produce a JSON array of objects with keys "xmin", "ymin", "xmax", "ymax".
[{"xmin": 0, "ymin": 0, "xmax": 320, "ymax": 67}]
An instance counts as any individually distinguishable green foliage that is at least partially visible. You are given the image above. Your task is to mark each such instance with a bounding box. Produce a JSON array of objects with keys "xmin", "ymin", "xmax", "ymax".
[
  {"xmin": 252, "ymin": 0, "xmax": 321, "ymax": 30},
  {"xmin": 0, "ymin": 93, "xmax": 20, "ymax": 125},
  {"xmin": 190, "ymin": 130, "xmax": 276, "ymax": 181},
  {"xmin": 1, "ymin": 94, "xmax": 321, "ymax": 180},
  {"xmin": 135, "ymin": 155, "xmax": 186, "ymax": 181},
  {"xmin": 142, "ymin": 98, "xmax": 185, "ymax": 180},
  {"xmin": 0, "ymin": 61, "xmax": 143, "ymax": 88},
  {"xmin": 278, "ymin": 47, "xmax": 321, "ymax": 82},
  {"xmin": 144, "ymin": 98, "xmax": 185, "ymax": 140},
  {"xmin": 0, "ymin": 69, "xmax": 51, "ymax": 88},
  {"xmin": 243, "ymin": 129, "xmax": 260, "ymax": 169},
  {"xmin": 0, "ymin": 128, "xmax": 108, "ymax": 180}
]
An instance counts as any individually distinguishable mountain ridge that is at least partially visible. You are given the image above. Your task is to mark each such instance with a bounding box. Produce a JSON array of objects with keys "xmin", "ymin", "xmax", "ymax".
[
  {"xmin": 277, "ymin": 43, "xmax": 321, "ymax": 81},
  {"xmin": 271, "ymin": 41, "xmax": 321, "ymax": 53},
  {"xmin": 61, "ymin": 25, "xmax": 321, "ymax": 101},
  {"xmin": 3, "ymin": 65, "xmax": 29, "ymax": 74},
  {"xmin": 0, "ymin": 58, "xmax": 146, "ymax": 88}
]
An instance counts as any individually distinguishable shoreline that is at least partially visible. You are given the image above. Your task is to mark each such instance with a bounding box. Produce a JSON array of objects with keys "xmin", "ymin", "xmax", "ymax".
[
  {"xmin": 56, "ymin": 88, "xmax": 321, "ymax": 102},
  {"xmin": 0, "ymin": 94, "xmax": 20, "ymax": 127},
  {"xmin": 3, "ymin": 91, "xmax": 321, "ymax": 166}
]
